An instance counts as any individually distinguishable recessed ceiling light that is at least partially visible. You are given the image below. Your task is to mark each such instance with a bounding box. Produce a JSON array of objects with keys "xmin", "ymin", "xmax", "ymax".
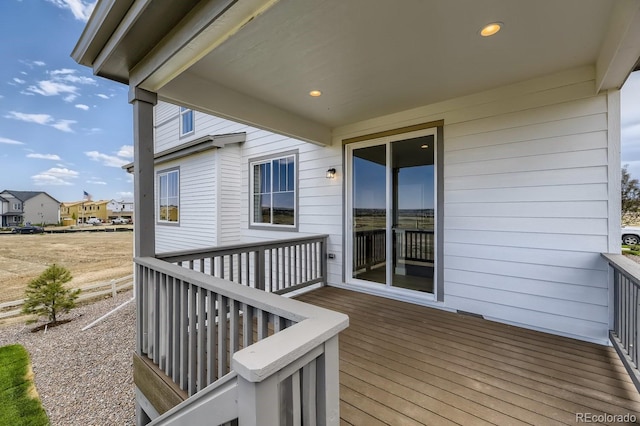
[
  {"xmin": 480, "ymin": 22, "xmax": 503, "ymax": 37},
  {"xmin": 421, "ymin": 144, "xmax": 429, "ymax": 149},
  {"xmin": 309, "ymin": 90, "xmax": 322, "ymax": 97}
]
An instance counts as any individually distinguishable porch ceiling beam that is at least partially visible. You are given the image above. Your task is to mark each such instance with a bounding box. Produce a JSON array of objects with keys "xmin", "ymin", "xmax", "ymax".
[
  {"xmin": 595, "ymin": 0, "xmax": 640, "ymax": 92},
  {"xmin": 160, "ymin": 73, "xmax": 333, "ymax": 146},
  {"xmin": 129, "ymin": 0, "xmax": 278, "ymax": 91}
]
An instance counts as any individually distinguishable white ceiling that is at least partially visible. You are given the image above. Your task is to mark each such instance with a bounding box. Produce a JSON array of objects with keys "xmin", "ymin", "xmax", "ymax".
[{"xmin": 176, "ymin": 0, "xmax": 616, "ymax": 128}]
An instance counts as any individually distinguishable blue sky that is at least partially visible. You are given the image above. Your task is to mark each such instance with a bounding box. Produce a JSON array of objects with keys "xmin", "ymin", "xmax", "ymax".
[{"xmin": 0, "ymin": 0, "xmax": 133, "ymax": 203}]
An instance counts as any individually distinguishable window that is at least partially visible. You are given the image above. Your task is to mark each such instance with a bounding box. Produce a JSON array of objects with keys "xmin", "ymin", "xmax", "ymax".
[
  {"xmin": 158, "ymin": 168, "xmax": 180, "ymax": 223},
  {"xmin": 250, "ymin": 154, "xmax": 296, "ymax": 228},
  {"xmin": 180, "ymin": 107, "xmax": 194, "ymax": 136},
  {"xmin": 13, "ymin": 203, "xmax": 21, "ymax": 210}
]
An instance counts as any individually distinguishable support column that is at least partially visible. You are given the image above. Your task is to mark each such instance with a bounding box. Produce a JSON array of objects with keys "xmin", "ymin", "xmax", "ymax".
[{"xmin": 129, "ymin": 87, "xmax": 157, "ymax": 258}]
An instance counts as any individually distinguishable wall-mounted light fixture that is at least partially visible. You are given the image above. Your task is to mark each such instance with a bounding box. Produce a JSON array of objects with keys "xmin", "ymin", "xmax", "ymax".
[{"xmin": 326, "ymin": 168, "xmax": 336, "ymax": 179}]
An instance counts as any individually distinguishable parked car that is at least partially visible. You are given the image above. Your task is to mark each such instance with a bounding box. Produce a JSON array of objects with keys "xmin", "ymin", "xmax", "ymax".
[
  {"xmin": 12, "ymin": 225, "xmax": 45, "ymax": 234},
  {"xmin": 111, "ymin": 217, "xmax": 130, "ymax": 225},
  {"xmin": 87, "ymin": 217, "xmax": 102, "ymax": 225},
  {"xmin": 622, "ymin": 226, "xmax": 640, "ymax": 245}
]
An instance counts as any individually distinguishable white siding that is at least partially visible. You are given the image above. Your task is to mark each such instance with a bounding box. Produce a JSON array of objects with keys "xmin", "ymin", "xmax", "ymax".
[
  {"xmin": 155, "ymin": 152, "xmax": 218, "ymax": 254},
  {"xmin": 217, "ymin": 143, "xmax": 242, "ymax": 245},
  {"xmin": 334, "ymin": 66, "xmax": 614, "ymax": 344}
]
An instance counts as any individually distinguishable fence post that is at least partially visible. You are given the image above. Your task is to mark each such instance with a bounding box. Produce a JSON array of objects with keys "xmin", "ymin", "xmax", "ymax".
[{"xmin": 111, "ymin": 279, "xmax": 117, "ymax": 298}]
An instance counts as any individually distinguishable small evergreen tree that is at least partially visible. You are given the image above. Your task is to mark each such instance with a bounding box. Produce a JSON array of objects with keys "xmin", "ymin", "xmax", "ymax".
[{"xmin": 22, "ymin": 264, "xmax": 80, "ymax": 324}]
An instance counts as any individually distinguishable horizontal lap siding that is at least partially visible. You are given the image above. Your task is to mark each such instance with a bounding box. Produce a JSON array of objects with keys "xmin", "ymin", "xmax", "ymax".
[
  {"xmin": 218, "ymin": 144, "xmax": 241, "ymax": 245},
  {"xmin": 442, "ymin": 74, "xmax": 610, "ymax": 343},
  {"xmin": 240, "ymin": 128, "xmax": 343, "ymax": 285},
  {"xmin": 155, "ymin": 153, "xmax": 218, "ymax": 253}
]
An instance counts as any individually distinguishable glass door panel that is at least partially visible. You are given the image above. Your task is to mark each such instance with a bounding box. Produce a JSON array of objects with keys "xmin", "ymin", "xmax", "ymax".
[
  {"xmin": 352, "ymin": 145, "xmax": 387, "ymax": 284},
  {"xmin": 391, "ymin": 136, "xmax": 435, "ymax": 293}
]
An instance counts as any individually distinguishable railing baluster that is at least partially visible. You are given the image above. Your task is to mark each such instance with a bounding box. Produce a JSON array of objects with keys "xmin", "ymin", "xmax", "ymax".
[
  {"xmin": 257, "ymin": 309, "xmax": 268, "ymax": 340},
  {"xmin": 180, "ymin": 281, "xmax": 189, "ymax": 391},
  {"xmin": 207, "ymin": 290, "xmax": 216, "ymax": 385},
  {"xmin": 153, "ymin": 270, "xmax": 161, "ymax": 364},
  {"xmin": 172, "ymin": 279, "xmax": 180, "ymax": 383},
  {"xmin": 218, "ymin": 294, "xmax": 228, "ymax": 377},
  {"xmin": 188, "ymin": 284, "xmax": 197, "ymax": 396},
  {"xmin": 198, "ymin": 286, "xmax": 207, "ymax": 392},
  {"xmin": 230, "ymin": 299, "xmax": 239, "ymax": 354},
  {"xmin": 166, "ymin": 275, "xmax": 174, "ymax": 378},
  {"xmin": 242, "ymin": 303, "xmax": 253, "ymax": 348}
]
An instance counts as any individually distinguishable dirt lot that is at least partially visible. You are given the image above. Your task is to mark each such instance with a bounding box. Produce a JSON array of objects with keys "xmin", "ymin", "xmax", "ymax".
[{"xmin": 0, "ymin": 231, "xmax": 133, "ymax": 304}]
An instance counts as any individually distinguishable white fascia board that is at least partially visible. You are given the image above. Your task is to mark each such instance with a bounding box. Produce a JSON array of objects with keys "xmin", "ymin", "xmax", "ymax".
[
  {"xmin": 596, "ymin": 0, "xmax": 640, "ymax": 92},
  {"xmin": 71, "ymin": 0, "xmax": 132, "ymax": 66},
  {"xmin": 91, "ymin": 0, "xmax": 155, "ymax": 74},
  {"xmin": 160, "ymin": 74, "xmax": 332, "ymax": 146}
]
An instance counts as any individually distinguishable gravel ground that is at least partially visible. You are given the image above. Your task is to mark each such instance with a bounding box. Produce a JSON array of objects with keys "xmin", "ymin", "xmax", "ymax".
[{"xmin": 0, "ymin": 290, "xmax": 136, "ymax": 426}]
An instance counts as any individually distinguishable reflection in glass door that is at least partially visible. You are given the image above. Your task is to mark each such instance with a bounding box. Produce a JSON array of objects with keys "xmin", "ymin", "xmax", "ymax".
[
  {"xmin": 391, "ymin": 137, "xmax": 434, "ymax": 293},
  {"xmin": 351, "ymin": 145, "xmax": 387, "ymax": 284},
  {"xmin": 348, "ymin": 130, "xmax": 436, "ymax": 294}
]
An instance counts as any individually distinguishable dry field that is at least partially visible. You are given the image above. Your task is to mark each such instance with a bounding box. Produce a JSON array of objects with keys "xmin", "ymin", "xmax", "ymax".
[{"xmin": 0, "ymin": 231, "xmax": 133, "ymax": 304}]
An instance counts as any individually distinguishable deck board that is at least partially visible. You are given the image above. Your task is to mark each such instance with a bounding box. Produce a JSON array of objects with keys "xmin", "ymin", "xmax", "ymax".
[{"xmin": 296, "ymin": 286, "xmax": 640, "ymax": 425}]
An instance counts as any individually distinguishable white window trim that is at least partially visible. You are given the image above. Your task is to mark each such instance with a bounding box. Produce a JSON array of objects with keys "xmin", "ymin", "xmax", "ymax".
[
  {"xmin": 179, "ymin": 107, "xmax": 194, "ymax": 137},
  {"xmin": 249, "ymin": 151, "xmax": 298, "ymax": 231},
  {"xmin": 157, "ymin": 167, "xmax": 180, "ymax": 225}
]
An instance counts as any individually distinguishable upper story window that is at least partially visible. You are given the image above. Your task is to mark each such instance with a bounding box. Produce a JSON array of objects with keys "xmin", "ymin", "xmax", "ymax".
[
  {"xmin": 180, "ymin": 107, "xmax": 194, "ymax": 136},
  {"xmin": 250, "ymin": 153, "xmax": 297, "ymax": 229},
  {"xmin": 13, "ymin": 203, "xmax": 21, "ymax": 210},
  {"xmin": 158, "ymin": 168, "xmax": 180, "ymax": 223}
]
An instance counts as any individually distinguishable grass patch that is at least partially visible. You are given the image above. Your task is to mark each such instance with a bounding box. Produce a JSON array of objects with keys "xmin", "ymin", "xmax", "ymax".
[{"xmin": 0, "ymin": 344, "xmax": 49, "ymax": 426}]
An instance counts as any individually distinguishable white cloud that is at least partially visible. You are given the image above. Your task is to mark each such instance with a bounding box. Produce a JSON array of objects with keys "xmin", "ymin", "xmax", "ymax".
[
  {"xmin": 50, "ymin": 69, "xmax": 96, "ymax": 85},
  {"xmin": 51, "ymin": 119, "xmax": 76, "ymax": 133},
  {"xmin": 117, "ymin": 145, "xmax": 134, "ymax": 159},
  {"xmin": 5, "ymin": 111, "xmax": 76, "ymax": 132},
  {"xmin": 27, "ymin": 80, "xmax": 78, "ymax": 97},
  {"xmin": 75, "ymin": 104, "xmax": 90, "ymax": 111},
  {"xmin": 0, "ymin": 137, "xmax": 26, "ymax": 145},
  {"xmin": 33, "ymin": 61, "xmax": 46, "ymax": 67},
  {"xmin": 50, "ymin": 68, "xmax": 75, "ymax": 76},
  {"xmin": 5, "ymin": 111, "xmax": 52, "ymax": 125},
  {"xmin": 13, "ymin": 78, "xmax": 25, "ymax": 84},
  {"xmin": 85, "ymin": 151, "xmax": 129, "ymax": 167},
  {"xmin": 96, "ymin": 93, "xmax": 109, "ymax": 99},
  {"xmin": 31, "ymin": 167, "xmax": 79, "ymax": 186},
  {"xmin": 87, "ymin": 180, "xmax": 107, "ymax": 185},
  {"xmin": 46, "ymin": 0, "xmax": 96, "ymax": 22},
  {"xmin": 117, "ymin": 191, "xmax": 133, "ymax": 198},
  {"xmin": 27, "ymin": 153, "xmax": 61, "ymax": 160}
]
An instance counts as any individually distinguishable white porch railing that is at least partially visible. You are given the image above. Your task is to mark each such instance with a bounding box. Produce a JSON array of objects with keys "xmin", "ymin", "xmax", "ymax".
[
  {"xmin": 602, "ymin": 253, "xmax": 640, "ymax": 393},
  {"xmin": 137, "ymin": 238, "xmax": 347, "ymax": 425},
  {"xmin": 158, "ymin": 235, "xmax": 328, "ymax": 295}
]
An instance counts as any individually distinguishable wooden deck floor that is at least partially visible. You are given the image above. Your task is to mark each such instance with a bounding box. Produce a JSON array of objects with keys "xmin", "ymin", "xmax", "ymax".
[{"xmin": 296, "ymin": 286, "xmax": 640, "ymax": 425}]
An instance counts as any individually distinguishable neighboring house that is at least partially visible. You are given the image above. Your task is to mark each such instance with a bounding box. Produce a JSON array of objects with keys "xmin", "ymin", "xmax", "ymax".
[
  {"xmin": 73, "ymin": 1, "xmax": 640, "ymax": 425},
  {"xmin": 61, "ymin": 200, "xmax": 109, "ymax": 224},
  {"xmin": 107, "ymin": 199, "xmax": 134, "ymax": 221},
  {"xmin": 0, "ymin": 190, "xmax": 60, "ymax": 226}
]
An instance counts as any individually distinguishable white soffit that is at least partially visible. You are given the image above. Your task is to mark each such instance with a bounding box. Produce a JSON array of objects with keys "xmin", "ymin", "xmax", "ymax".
[{"xmin": 158, "ymin": 0, "xmax": 618, "ymax": 129}]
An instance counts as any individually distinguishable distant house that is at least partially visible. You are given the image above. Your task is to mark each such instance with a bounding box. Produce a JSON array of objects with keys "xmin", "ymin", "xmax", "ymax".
[
  {"xmin": 60, "ymin": 199, "xmax": 109, "ymax": 224},
  {"xmin": 0, "ymin": 190, "xmax": 60, "ymax": 226},
  {"xmin": 107, "ymin": 199, "xmax": 134, "ymax": 221}
]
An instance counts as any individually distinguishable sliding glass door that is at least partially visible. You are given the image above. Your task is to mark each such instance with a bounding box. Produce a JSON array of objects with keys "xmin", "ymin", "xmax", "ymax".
[{"xmin": 347, "ymin": 129, "xmax": 437, "ymax": 295}]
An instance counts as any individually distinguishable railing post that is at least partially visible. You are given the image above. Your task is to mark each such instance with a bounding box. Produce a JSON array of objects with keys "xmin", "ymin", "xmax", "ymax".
[
  {"xmin": 317, "ymin": 335, "xmax": 340, "ymax": 425},
  {"xmin": 237, "ymin": 374, "xmax": 280, "ymax": 425},
  {"xmin": 321, "ymin": 237, "xmax": 328, "ymax": 286}
]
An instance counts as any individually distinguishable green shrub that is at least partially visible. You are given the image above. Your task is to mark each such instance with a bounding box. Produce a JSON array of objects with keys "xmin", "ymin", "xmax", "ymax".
[{"xmin": 22, "ymin": 264, "xmax": 80, "ymax": 324}]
